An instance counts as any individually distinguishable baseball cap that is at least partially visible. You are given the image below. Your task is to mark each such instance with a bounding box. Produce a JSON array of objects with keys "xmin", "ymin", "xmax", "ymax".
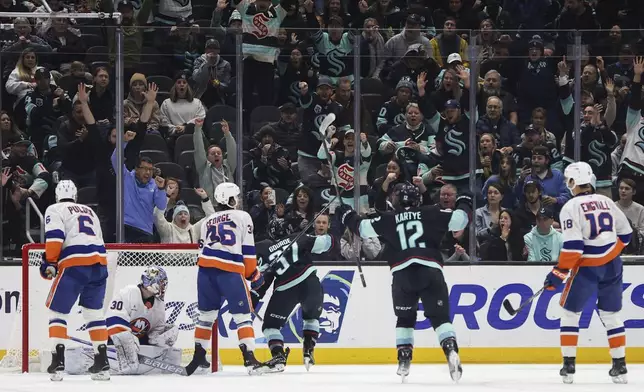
[
  {"xmin": 620, "ymin": 44, "xmax": 634, "ymax": 54},
  {"xmin": 445, "ymin": 99, "xmax": 461, "ymax": 109},
  {"xmin": 279, "ymin": 102, "xmax": 296, "ymax": 113},
  {"xmin": 406, "ymin": 14, "xmax": 422, "ymax": 25},
  {"xmin": 229, "ymin": 10, "xmax": 242, "ymax": 23},
  {"xmin": 34, "ymin": 67, "xmax": 51, "ymax": 80},
  {"xmin": 523, "ymin": 178, "xmax": 542, "ymax": 193},
  {"xmin": 328, "ymin": 16, "xmax": 343, "ymax": 27},
  {"xmin": 537, "ymin": 206, "xmax": 555, "ymax": 220},
  {"xmin": 528, "ymin": 35, "xmax": 544, "ymax": 49},
  {"xmin": 174, "ymin": 70, "xmax": 189, "ymax": 81},
  {"xmin": 447, "ymin": 53, "xmax": 462, "ymax": 64},
  {"xmin": 317, "ymin": 76, "xmax": 334, "ymax": 88},
  {"xmin": 6, "ymin": 134, "xmax": 31, "ymax": 147}
]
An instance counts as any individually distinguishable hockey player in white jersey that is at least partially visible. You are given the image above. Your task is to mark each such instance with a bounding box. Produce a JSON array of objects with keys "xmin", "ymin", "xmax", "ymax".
[
  {"xmin": 543, "ymin": 162, "xmax": 633, "ymax": 384},
  {"xmin": 65, "ymin": 266, "xmax": 181, "ymax": 375},
  {"xmin": 41, "ymin": 180, "xmax": 110, "ymax": 381},
  {"xmin": 186, "ymin": 182, "xmax": 264, "ymax": 375}
]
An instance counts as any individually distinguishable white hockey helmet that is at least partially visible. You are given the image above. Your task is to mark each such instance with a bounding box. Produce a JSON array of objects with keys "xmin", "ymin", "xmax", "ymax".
[
  {"xmin": 564, "ymin": 162, "xmax": 593, "ymax": 193},
  {"xmin": 214, "ymin": 182, "xmax": 240, "ymax": 209},
  {"xmin": 55, "ymin": 180, "xmax": 77, "ymax": 202}
]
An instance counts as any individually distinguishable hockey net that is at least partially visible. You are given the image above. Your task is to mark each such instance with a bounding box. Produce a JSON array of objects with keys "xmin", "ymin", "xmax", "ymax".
[{"xmin": 0, "ymin": 244, "xmax": 220, "ymax": 373}]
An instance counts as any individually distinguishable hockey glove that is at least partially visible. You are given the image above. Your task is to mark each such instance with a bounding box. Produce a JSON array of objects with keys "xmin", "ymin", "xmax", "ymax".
[
  {"xmin": 248, "ymin": 269, "xmax": 264, "ymax": 291},
  {"xmin": 544, "ymin": 267, "xmax": 569, "ymax": 291},
  {"xmin": 40, "ymin": 253, "xmax": 58, "ymax": 280},
  {"xmin": 149, "ymin": 324, "xmax": 179, "ymax": 348}
]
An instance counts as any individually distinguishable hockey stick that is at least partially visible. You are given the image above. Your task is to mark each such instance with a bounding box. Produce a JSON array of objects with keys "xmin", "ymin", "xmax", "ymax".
[
  {"xmin": 318, "ymin": 113, "xmax": 367, "ymax": 288},
  {"xmin": 68, "ymin": 336, "xmax": 188, "ymax": 376},
  {"xmin": 502, "ymin": 286, "xmax": 547, "ymax": 316}
]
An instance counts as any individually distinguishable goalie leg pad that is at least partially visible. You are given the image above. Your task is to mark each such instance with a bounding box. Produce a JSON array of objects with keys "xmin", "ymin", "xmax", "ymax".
[
  {"xmin": 560, "ymin": 309, "xmax": 582, "ymax": 358},
  {"xmin": 232, "ymin": 313, "xmax": 255, "ymax": 351},
  {"xmin": 111, "ymin": 331, "xmax": 140, "ymax": 374},
  {"xmin": 599, "ymin": 310, "xmax": 626, "ymax": 359},
  {"xmin": 48, "ymin": 310, "xmax": 68, "ymax": 350}
]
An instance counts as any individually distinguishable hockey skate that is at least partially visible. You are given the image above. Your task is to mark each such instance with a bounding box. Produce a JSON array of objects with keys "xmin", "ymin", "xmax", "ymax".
[
  {"xmin": 303, "ymin": 332, "xmax": 317, "ymax": 371},
  {"xmin": 441, "ymin": 337, "xmax": 462, "ymax": 382},
  {"xmin": 257, "ymin": 346, "xmax": 291, "ymax": 374},
  {"xmin": 47, "ymin": 344, "xmax": 65, "ymax": 381},
  {"xmin": 609, "ymin": 357, "xmax": 627, "ymax": 384},
  {"xmin": 559, "ymin": 356, "xmax": 576, "ymax": 384},
  {"xmin": 88, "ymin": 344, "xmax": 110, "ymax": 381},
  {"xmin": 240, "ymin": 343, "xmax": 263, "ymax": 375},
  {"xmin": 186, "ymin": 343, "xmax": 210, "ymax": 376},
  {"xmin": 396, "ymin": 345, "xmax": 412, "ymax": 383}
]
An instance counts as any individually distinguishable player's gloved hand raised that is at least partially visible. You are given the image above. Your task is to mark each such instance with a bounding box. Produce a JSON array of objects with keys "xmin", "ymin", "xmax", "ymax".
[
  {"xmin": 40, "ymin": 254, "xmax": 58, "ymax": 280},
  {"xmin": 544, "ymin": 267, "xmax": 569, "ymax": 290},
  {"xmin": 335, "ymin": 203, "xmax": 355, "ymax": 226},
  {"xmin": 248, "ymin": 269, "xmax": 264, "ymax": 291}
]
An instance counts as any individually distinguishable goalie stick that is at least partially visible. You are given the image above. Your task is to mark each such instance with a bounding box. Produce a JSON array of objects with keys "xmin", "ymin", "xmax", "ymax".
[
  {"xmin": 68, "ymin": 336, "xmax": 189, "ymax": 376},
  {"xmin": 502, "ymin": 286, "xmax": 547, "ymax": 316},
  {"xmin": 317, "ymin": 113, "xmax": 367, "ymax": 288}
]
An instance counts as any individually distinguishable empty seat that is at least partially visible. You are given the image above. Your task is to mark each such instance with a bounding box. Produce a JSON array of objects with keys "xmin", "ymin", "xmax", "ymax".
[
  {"xmin": 142, "ymin": 133, "xmax": 170, "ymax": 155},
  {"xmin": 139, "ymin": 149, "xmax": 169, "ymax": 164},
  {"xmin": 155, "ymin": 162, "xmax": 186, "ymax": 183},
  {"xmin": 174, "ymin": 134, "xmax": 195, "ymax": 162},
  {"xmin": 146, "ymin": 75, "xmax": 174, "ymax": 92}
]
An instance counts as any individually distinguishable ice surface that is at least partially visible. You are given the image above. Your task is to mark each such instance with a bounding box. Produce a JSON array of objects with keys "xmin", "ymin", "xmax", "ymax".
[{"xmin": 1, "ymin": 364, "xmax": 642, "ymax": 392}]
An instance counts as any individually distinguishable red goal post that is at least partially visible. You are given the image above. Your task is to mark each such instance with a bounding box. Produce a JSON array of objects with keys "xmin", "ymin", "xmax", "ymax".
[{"xmin": 2, "ymin": 243, "xmax": 219, "ymax": 373}]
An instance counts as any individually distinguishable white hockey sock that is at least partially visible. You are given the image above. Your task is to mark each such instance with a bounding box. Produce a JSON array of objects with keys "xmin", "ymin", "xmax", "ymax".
[
  {"xmin": 48, "ymin": 310, "xmax": 68, "ymax": 351},
  {"xmin": 599, "ymin": 310, "xmax": 626, "ymax": 359},
  {"xmin": 83, "ymin": 308, "xmax": 107, "ymax": 353},
  {"xmin": 232, "ymin": 313, "xmax": 255, "ymax": 351},
  {"xmin": 195, "ymin": 310, "xmax": 218, "ymax": 349},
  {"xmin": 560, "ymin": 309, "xmax": 581, "ymax": 358}
]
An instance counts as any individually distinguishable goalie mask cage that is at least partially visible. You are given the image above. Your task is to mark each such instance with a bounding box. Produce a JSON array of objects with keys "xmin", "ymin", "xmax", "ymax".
[{"xmin": 1, "ymin": 243, "xmax": 220, "ymax": 373}]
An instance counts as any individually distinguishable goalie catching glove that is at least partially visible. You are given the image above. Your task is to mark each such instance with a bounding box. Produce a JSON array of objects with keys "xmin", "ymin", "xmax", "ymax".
[{"xmin": 148, "ymin": 324, "xmax": 179, "ymax": 348}]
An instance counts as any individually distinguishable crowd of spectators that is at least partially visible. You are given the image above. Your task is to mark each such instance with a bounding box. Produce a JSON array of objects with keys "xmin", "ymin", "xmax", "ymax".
[{"xmin": 1, "ymin": 0, "xmax": 644, "ymax": 262}]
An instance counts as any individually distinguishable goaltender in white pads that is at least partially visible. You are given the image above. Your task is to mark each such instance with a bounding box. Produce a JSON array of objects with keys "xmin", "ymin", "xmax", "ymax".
[{"xmin": 64, "ymin": 267, "xmax": 182, "ymax": 375}]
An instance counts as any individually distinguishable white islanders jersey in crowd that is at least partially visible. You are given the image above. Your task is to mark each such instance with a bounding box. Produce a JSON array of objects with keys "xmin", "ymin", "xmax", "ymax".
[
  {"xmin": 558, "ymin": 193, "xmax": 632, "ymax": 270},
  {"xmin": 197, "ymin": 209, "xmax": 257, "ymax": 277},
  {"xmin": 44, "ymin": 202, "xmax": 107, "ymax": 268},
  {"xmin": 106, "ymin": 284, "xmax": 166, "ymax": 340}
]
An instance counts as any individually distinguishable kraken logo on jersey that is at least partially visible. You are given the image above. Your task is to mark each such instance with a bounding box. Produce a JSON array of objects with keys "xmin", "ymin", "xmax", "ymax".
[
  {"xmin": 337, "ymin": 163, "xmax": 354, "ymax": 191},
  {"xmin": 130, "ymin": 317, "xmax": 151, "ymax": 337},
  {"xmin": 588, "ymin": 140, "xmax": 607, "ymax": 167},
  {"xmin": 326, "ymin": 48, "xmax": 347, "ymax": 76},
  {"xmin": 313, "ymin": 114, "xmax": 329, "ymax": 140},
  {"xmin": 540, "ymin": 247, "xmax": 553, "ymax": 262},
  {"xmin": 394, "ymin": 113, "xmax": 406, "ymax": 125},
  {"xmin": 174, "ymin": 0, "xmax": 190, "ymax": 7},
  {"xmin": 289, "ymin": 81, "xmax": 301, "ymax": 102},
  {"xmin": 636, "ymin": 126, "xmax": 644, "ymax": 153},
  {"xmin": 445, "ymin": 129, "xmax": 466, "ymax": 156},
  {"xmin": 251, "ymin": 13, "xmax": 270, "ymax": 38}
]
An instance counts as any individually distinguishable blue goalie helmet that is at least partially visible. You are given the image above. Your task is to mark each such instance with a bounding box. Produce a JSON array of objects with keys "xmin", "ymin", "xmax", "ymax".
[{"xmin": 141, "ymin": 266, "xmax": 168, "ymax": 301}]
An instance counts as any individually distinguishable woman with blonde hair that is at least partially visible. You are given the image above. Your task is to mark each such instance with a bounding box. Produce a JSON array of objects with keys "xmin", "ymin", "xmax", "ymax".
[
  {"xmin": 125, "ymin": 73, "xmax": 161, "ymax": 133},
  {"xmin": 5, "ymin": 49, "xmax": 39, "ymax": 109}
]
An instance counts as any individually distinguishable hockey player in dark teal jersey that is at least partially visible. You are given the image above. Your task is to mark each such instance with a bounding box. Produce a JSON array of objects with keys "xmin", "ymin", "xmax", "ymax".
[{"xmin": 336, "ymin": 184, "xmax": 472, "ymax": 383}]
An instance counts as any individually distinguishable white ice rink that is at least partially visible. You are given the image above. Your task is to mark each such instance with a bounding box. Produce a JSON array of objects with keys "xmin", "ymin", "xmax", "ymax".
[{"xmin": 1, "ymin": 364, "xmax": 643, "ymax": 392}]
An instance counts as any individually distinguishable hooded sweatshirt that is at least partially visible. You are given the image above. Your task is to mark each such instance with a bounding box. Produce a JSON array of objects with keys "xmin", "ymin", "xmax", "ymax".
[{"xmin": 523, "ymin": 226, "xmax": 563, "ymax": 262}]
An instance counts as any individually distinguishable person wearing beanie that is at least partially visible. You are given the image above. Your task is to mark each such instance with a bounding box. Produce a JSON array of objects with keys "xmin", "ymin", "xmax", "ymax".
[
  {"xmin": 376, "ymin": 78, "xmax": 415, "ymax": 135},
  {"xmin": 124, "ymin": 73, "xmax": 161, "ymax": 133},
  {"xmin": 191, "ymin": 38, "xmax": 231, "ymax": 107},
  {"xmin": 154, "ymin": 188, "xmax": 215, "ymax": 244}
]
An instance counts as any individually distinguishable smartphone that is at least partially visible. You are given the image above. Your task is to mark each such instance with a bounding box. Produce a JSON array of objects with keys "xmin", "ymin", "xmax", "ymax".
[
  {"xmin": 268, "ymin": 189, "xmax": 276, "ymax": 205},
  {"xmin": 523, "ymin": 157, "xmax": 532, "ymax": 168}
]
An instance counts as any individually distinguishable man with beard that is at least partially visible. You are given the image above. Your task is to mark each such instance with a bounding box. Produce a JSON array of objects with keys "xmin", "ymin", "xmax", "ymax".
[
  {"xmin": 296, "ymin": 77, "xmax": 343, "ymax": 180},
  {"xmin": 428, "ymin": 17, "xmax": 469, "ymax": 68},
  {"xmin": 516, "ymin": 146, "xmax": 569, "ymax": 211},
  {"xmin": 476, "ymin": 70, "xmax": 518, "ymax": 124},
  {"xmin": 514, "ymin": 179, "xmax": 545, "ymax": 236},
  {"xmin": 377, "ymin": 79, "xmax": 414, "ymax": 136},
  {"xmin": 513, "ymin": 125, "xmax": 563, "ymax": 173},
  {"xmin": 475, "ymin": 96, "xmax": 521, "ymax": 152},
  {"xmin": 375, "ymin": 14, "xmax": 431, "ymax": 77}
]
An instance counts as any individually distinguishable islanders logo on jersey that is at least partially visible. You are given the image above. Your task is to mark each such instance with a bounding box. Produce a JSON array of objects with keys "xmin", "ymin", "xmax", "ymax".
[{"xmin": 130, "ymin": 317, "xmax": 151, "ymax": 337}]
